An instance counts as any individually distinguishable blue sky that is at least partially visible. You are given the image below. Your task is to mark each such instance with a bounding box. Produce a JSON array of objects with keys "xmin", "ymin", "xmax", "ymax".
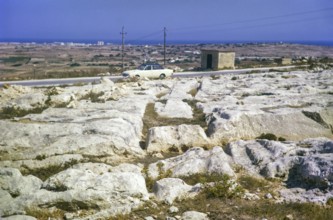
[{"xmin": 0, "ymin": 0, "xmax": 333, "ymax": 43}]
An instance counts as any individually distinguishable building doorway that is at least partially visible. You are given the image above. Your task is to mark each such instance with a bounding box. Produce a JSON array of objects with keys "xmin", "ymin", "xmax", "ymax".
[{"xmin": 206, "ymin": 54, "xmax": 213, "ymax": 69}]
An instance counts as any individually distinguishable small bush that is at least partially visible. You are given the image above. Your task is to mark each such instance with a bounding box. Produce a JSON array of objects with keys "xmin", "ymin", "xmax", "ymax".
[
  {"xmin": 182, "ymin": 173, "xmax": 230, "ymax": 185},
  {"xmin": 203, "ymin": 175, "xmax": 244, "ymax": 199},
  {"xmin": 238, "ymin": 175, "xmax": 268, "ymax": 192},
  {"xmin": 21, "ymin": 159, "xmax": 79, "ymax": 181},
  {"xmin": 257, "ymin": 133, "xmax": 287, "ymax": 142},
  {"xmin": 0, "ymin": 106, "xmax": 47, "ymax": 119},
  {"xmin": 25, "ymin": 207, "xmax": 65, "ymax": 220},
  {"xmin": 256, "ymin": 133, "xmax": 278, "ymax": 141},
  {"xmin": 69, "ymin": 62, "xmax": 80, "ymax": 67},
  {"xmin": 144, "ymin": 162, "xmax": 173, "ymax": 192},
  {"xmin": 79, "ymin": 91, "xmax": 105, "ymax": 103},
  {"xmin": 278, "ymin": 137, "xmax": 286, "ymax": 141}
]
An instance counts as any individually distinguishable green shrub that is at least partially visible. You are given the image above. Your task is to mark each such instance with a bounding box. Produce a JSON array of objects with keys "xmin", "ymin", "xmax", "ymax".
[
  {"xmin": 238, "ymin": 175, "xmax": 268, "ymax": 192},
  {"xmin": 144, "ymin": 162, "xmax": 173, "ymax": 192},
  {"xmin": 0, "ymin": 106, "xmax": 47, "ymax": 119},
  {"xmin": 69, "ymin": 62, "xmax": 81, "ymax": 67},
  {"xmin": 257, "ymin": 133, "xmax": 278, "ymax": 140},
  {"xmin": 203, "ymin": 174, "xmax": 244, "ymax": 199},
  {"xmin": 25, "ymin": 207, "xmax": 65, "ymax": 220},
  {"xmin": 79, "ymin": 91, "xmax": 105, "ymax": 103},
  {"xmin": 21, "ymin": 159, "xmax": 79, "ymax": 181}
]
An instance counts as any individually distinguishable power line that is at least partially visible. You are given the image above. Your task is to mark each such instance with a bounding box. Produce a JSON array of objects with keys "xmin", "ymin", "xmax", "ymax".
[
  {"xmin": 129, "ymin": 30, "xmax": 162, "ymax": 43},
  {"xmin": 120, "ymin": 26, "xmax": 127, "ymax": 71},
  {"xmin": 168, "ymin": 15, "xmax": 327, "ymax": 35},
  {"xmin": 169, "ymin": 7, "xmax": 333, "ymax": 32},
  {"xmin": 163, "ymin": 27, "xmax": 166, "ymax": 65}
]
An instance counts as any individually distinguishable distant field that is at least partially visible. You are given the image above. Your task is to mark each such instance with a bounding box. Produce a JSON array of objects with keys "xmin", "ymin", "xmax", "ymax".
[{"xmin": 0, "ymin": 43, "xmax": 332, "ymax": 81}]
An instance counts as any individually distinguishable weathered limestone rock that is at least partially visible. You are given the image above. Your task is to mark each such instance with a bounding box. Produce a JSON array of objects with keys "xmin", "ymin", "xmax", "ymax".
[
  {"xmin": 146, "ymin": 124, "xmax": 211, "ymax": 153},
  {"xmin": 0, "ymin": 85, "xmax": 36, "ymax": 109},
  {"xmin": 226, "ymin": 138, "xmax": 333, "ymax": 204},
  {"xmin": 196, "ymin": 71, "xmax": 333, "ymax": 142},
  {"xmin": 2, "ymin": 215, "xmax": 37, "ymax": 220},
  {"xmin": 153, "ymin": 178, "xmax": 199, "ymax": 204},
  {"xmin": 226, "ymin": 140, "xmax": 298, "ymax": 178},
  {"xmin": 207, "ymin": 109, "xmax": 333, "ymax": 143},
  {"xmin": 0, "ymin": 168, "xmax": 42, "ymax": 197},
  {"xmin": 0, "ymin": 96, "xmax": 149, "ymax": 164},
  {"xmin": 48, "ymin": 93, "xmax": 76, "ymax": 107},
  {"xmin": 5, "ymin": 92, "xmax": 47, "ymax": 110},
  {"xmin": 159, "ymin": 79, "xmax": 200, "ymax": 100},
  {"xmin": 155, "ymin": 99, "xmax": 193, "ymax": 118},
  {"xmin": 181, "ymin": 211, "xmax": 209, "ymax": 220},
  {"xmin": 148, "ymin": 147, "xmax": 234, "ymax": 179},
  {"xmin": 0, "ymin": 164, "xmax": 149, "ymax": 219},
  {"xmin": 279, "ymin": 188, "xmax": 333, "ymax": 204}
]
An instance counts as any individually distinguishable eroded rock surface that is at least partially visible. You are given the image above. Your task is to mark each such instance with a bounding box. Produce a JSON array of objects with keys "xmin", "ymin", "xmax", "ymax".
[
  {"xmin": 0, "ymin": 163, "xmax": 149, "ymax": 219},
  {"xmin": 146, "ymin": 124, "xmax": 211, "ymax": 153},
  {"xmin": 148, "ymin": 147, "xmax": 235, "ymax": 179},
  {"xmin": 1, "ymin": 70, "xmax": 333, "ymax": 219}
]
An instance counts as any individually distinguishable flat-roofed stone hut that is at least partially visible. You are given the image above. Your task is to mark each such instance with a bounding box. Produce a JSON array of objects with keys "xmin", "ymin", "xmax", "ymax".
[{"xmin": 201, "ymin": 49, "xmax": 235, "ymax": 70}]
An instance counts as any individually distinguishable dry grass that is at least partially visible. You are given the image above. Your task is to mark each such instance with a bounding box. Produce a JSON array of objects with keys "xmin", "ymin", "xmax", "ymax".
[
  {"xmin": 21, "ymin": 159, "xmax": 79, "ymax": 181},
  {"xmin": 0, "ymin": 106, "xmax": 47, "ymax": 119},
  {"xmin": 141, "ymin": 101, "xmax": 207, "ymax": 146},
  {"xmin": 25, "ymin": 207, "xmax": 65, "ymax": 220}
]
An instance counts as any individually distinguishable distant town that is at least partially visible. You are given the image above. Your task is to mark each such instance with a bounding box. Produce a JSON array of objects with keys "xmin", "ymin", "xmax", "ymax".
[{"xmin": 0, "ymin": 41, "xmax": 333, "ymax": 81}]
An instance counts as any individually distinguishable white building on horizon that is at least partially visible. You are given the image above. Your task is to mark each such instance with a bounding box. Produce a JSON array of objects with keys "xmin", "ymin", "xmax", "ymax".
[{"xmin": 97, "ymin": 41, "xmax": 105, "ymax": 46}]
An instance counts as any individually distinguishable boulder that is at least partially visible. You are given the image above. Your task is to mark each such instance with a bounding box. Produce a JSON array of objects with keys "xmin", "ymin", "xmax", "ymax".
[
  {"xmin": 148, "ymin": 147, "xmax": 234, "ymax": 179},
  {"xmin": 2, "ymin": 215, "xmax": 37, "ymax": 220},
  {"xmin": 0, "ymin": 96, "xmax": 149, "ymax": 162},
  {"xmin": 155, "ymin": 99, "xmax": 193, "ymax": 118},
  {"xmin": 226, "ymin": 140, "xmax": 298, "ymax": 178},
  {"xmin": 207, "ymin": 109, "xmax": 333, "ymax": 143},
  {"xmin": 48, "ymin": 93, "xmax": 76, "ymax": 107},
  {"xmin": 181, "ymin": 211, "xmax": 209, "ymax": 220},
  {"xmin": 5, "ymin": 92, "xmax": 47, "ymax": 110},
  {"xmin": 159, "ymin": 79, "xmax": 199, "ymax": 100},
  {"xmin": 0, "ymin": 168, "xmax": 42, "ymax": 197},
  {"xmin": 146, "ymin": 124, "xmax": 211, "ymax": 153},
  {"xmin": 153, "ymin": 178, "xmax": 199, "ymax": 204},
  {"xmin": 1, "ymin": 164, "xmax": 149, "ymax": 219},
  {"xmin": 195, "ymin": 71, "xmax": 333, "ymax": 142}
]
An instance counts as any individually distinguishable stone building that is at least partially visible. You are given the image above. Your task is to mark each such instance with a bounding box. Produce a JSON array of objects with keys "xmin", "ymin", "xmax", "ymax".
[{"xmin": 201, "ymin": 50, "xmax": 235, "ymax": 70}]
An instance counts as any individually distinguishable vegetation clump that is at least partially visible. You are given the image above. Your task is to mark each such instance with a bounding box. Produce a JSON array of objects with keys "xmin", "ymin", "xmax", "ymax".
[
  {"xmin": 21, "ymin": 159, "xmax": 79, "ymax": 181},
  {"xmin": 143, "ymin": 162, "xmax": 173, "ymax": 192},
  {"xmin": 0, "ymin": 106, "xmax": 47, "ymax": 119},
  {"xmin": 202, "ymin": 174, "xmax": 244, "ymax": 199},
  {"xmin": 79, "ymin": 91, "xmax": 105, "ymax": 103},
  {"xmin": 256, "ymin": 133, "xmax": 286, "ymax": 141}
]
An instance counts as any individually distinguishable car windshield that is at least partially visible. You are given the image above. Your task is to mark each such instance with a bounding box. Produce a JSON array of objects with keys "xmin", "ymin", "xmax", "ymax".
[
  {"xmin": 137, "ymin": 63, "xmax": 163, "ymax": 70},
  {"xmin": 137, "ymin": 64, "xmax": 146, "ymax": 70}
]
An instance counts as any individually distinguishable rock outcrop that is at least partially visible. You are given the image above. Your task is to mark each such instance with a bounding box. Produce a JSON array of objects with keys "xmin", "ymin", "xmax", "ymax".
[
  {"xmin": 153, "ymin": 178, "xmax": 200, "ymax": 204},
  {"xmin": 0, "ymin": 163, "xmax": 149, "ymax": 219},
  {"xmin": 1, "ymin": 70, "xmax": 333, "ymax": 219},
  {"xmin": 146, "ymin": 125, "xmax": 211, "ymax": 153},
  {"xmin": 148, "ymin": 147, "xmax": 235, "ymax": 179}
]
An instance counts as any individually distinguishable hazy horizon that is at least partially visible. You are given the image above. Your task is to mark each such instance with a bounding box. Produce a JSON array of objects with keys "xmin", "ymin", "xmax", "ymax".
[{"xmin": 1, "ymin": 0, "xmax": 333, "ymax": 43}]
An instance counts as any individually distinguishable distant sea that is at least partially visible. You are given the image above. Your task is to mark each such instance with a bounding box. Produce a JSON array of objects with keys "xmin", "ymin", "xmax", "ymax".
[{"xmin": 1, "ymin": 38, "xmax": 333, "ymax": 46}]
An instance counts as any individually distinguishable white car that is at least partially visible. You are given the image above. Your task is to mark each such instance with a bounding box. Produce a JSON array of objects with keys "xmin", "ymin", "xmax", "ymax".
[{"xmin": 122, "ymin": 63, "xmax": 173, "ymax": 79}]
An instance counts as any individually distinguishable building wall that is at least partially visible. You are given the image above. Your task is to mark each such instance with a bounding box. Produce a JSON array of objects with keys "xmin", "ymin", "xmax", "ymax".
[
  {"xmin": 201, "ymin": 50, "xmax": 235, "ymax": 70},
  {"xmin": 218, "ymin": 52, "xmax": 235, "ymax": 69},
  {"xmin": 282, "ymin": 58, "xmax": 292, "ymax": 65}
]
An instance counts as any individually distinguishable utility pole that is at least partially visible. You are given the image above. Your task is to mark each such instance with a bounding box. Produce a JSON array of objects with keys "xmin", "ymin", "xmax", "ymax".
[
  {"xmin": 120, "ymin": 26, "xmax": 127, "ymax": 71},
  {"xmin": 163, "ymin": 27, "xmax": 167, "ymax": 66}
]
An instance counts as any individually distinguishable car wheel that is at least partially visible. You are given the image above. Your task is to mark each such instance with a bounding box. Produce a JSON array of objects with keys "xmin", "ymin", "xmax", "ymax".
[{"xmin": 159, "ymin": 74, "xmax": 166, "ymax": 79}]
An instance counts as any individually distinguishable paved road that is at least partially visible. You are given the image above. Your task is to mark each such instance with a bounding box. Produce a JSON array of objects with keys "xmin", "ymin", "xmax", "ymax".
[{"xmin": 0, "ymin": 66, "xmax": 298, "ymax": 87}]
